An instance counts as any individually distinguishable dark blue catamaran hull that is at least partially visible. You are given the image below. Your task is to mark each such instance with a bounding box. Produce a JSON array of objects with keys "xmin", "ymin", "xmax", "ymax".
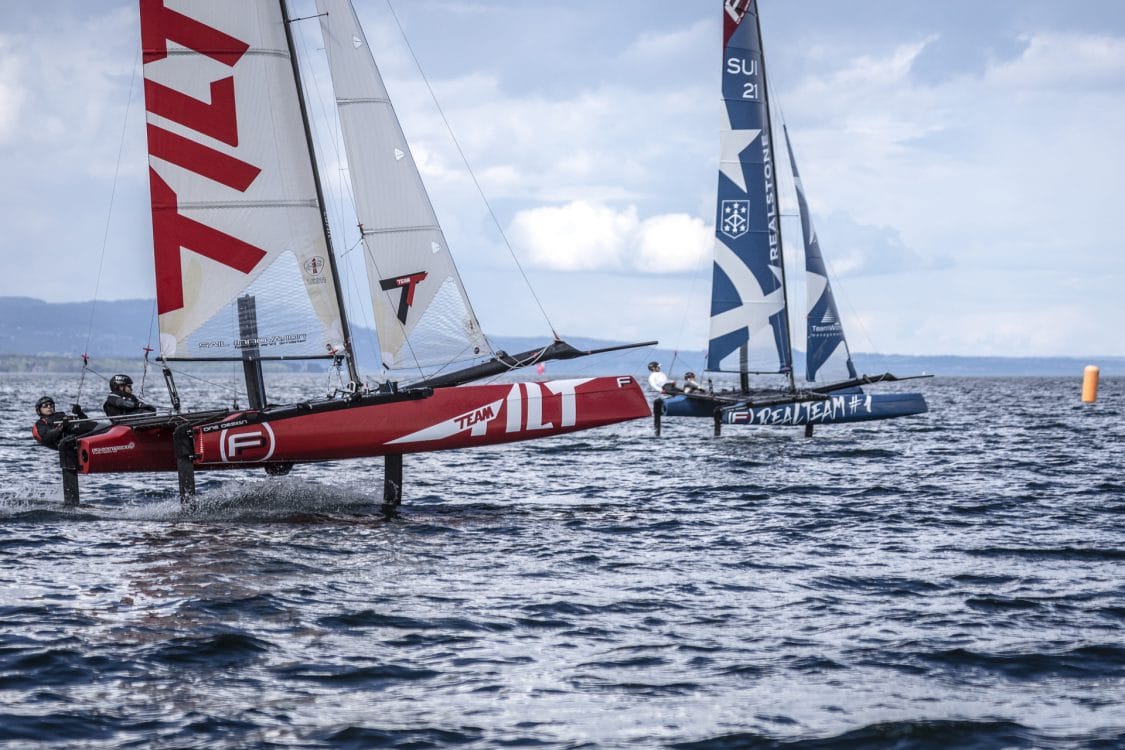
[
  {"xmin": 660, "ymin": 394, "xmax": 725, "ymax": 419},
  {"xmin": 658, "ymin": 391, "xmax": 927, "ymax": 426},
  {"xmin": 722, "ymin": 392, "xmax": 927, "ymax": 426}
]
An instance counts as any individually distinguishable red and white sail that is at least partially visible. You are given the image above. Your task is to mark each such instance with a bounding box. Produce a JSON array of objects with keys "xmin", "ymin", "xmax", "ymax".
[
  {"xmin": 316, "ymin": 0, "xmax": 491, "ymax": 371},
  {"xmin": 141, "ymin": 0, "xmax": 346, "ymax": 359}
]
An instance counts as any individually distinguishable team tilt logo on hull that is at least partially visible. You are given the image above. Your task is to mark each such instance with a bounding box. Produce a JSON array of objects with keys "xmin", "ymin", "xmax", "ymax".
[
  {"xmin": 140, "ymin": 0, "xmax": 266, "ymax": 315},
  {"xmin": 389, "ymin": 379, "xmax": 627, "ymax": 445}
]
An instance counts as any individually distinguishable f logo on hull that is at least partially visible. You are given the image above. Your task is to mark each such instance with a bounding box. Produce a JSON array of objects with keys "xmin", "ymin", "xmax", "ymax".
[{"xmin": 219, "ymin": 423, "xmax": 276, "ymax": 462}]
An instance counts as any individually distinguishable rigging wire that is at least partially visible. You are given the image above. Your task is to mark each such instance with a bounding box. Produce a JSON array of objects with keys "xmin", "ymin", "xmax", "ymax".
[
  {"xmin": 160, "ymin": 364, "xmax": 241, "ymax": 406},
  {"xmin": 77, "ymin": 42, "xmax": 141, "ymax": 406},
  {"xmin": 384, "ymin": 0, "xmax": 558, "ymax": 339},
  {"xmin": 768, "ymin": 96, "xmax": 803, "ymax": 386},
  {"xmin": 139, "ymin": 303, "xmax": 158, "ymax": 399},
  {"xmin": 665, "ymin": 227, "xmax": 713, "ymax": 378}
]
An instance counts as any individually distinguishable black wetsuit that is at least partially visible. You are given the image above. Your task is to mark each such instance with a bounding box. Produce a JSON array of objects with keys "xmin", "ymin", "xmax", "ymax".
[
  {"xmin": 32, "ymin": 406, "xmax": 92, "ymax": 450},
  {"xmin": 103, "ymin": 392, "xmax": 157, "ymax": 417}
]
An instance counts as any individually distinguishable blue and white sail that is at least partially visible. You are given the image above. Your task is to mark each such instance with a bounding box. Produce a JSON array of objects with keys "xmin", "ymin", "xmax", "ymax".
[
  {"xmin": 706, "ymin": 0, "xmax": 793, "ymax": 379},
  {"xmin": 658, "ymin": 0, "xmax": 929, "ymax": 427},
  {"xmin": 783, "ymin": 125, "xmax": 857, "ymax": 383}
]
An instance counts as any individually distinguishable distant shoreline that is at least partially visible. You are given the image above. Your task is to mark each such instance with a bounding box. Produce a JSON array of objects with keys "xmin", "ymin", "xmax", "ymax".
[
  {"xmin": 2, "ymin": 297, "xmax": 1120, "ymax": 377},
  {"xmin": 0, "ymin": 353, "xmax": 1119, "ymax": 379}
]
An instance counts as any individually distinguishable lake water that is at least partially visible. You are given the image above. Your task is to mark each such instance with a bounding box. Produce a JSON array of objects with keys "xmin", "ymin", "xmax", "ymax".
[{"xmin": 0, "ymin": 373, "xmax": 1122, "ymax": 748}]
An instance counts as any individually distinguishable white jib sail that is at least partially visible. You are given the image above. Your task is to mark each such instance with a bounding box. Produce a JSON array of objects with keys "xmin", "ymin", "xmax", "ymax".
[
  {"xmin": 316, "ymin": 0, "xmax": 491, "ymax": 371},
  {"xmin": 142, "ymin": 0, "xmax": 346, "ymax": 360}
]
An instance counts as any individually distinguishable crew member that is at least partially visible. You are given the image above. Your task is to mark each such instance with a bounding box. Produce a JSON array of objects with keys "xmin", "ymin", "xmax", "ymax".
[
  {"xmin": 32, "ymin": 397, "xmax": 91, "ymax": 450},
  {"xmin": 103, "ymin": 374, "xmax": 157, "ymax": 417},
  {"xmin": 646, "ymin": 361, "xmax": 680, "ymax": 395},
  {"xmin": 682, "ymin": 371, "xmax": 707, "ymax": 394}
]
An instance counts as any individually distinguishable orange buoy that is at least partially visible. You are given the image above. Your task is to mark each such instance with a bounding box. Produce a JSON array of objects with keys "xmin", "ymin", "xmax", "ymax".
[{"xmin": 1082, "ymin": 365, "xmax": 1099, "ymax": 403}]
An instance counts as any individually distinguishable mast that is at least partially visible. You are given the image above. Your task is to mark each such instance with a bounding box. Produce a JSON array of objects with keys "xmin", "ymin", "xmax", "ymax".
[
  {"xmin": 752, "ymin": 0, "xmax": 796, "ymax": 394},
  {"xmin": 708, "ymin": 0, "xmax": 794, "ymax": 388},
  {"xmin": 279, "ymin": 0, "xmax": 361, "ymax": 386}
]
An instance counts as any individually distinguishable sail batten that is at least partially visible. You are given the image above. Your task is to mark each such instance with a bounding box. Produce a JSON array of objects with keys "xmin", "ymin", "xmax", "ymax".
[{"xmin": 316, "ymin": 0, "xmax": 492, "ymax": 371}]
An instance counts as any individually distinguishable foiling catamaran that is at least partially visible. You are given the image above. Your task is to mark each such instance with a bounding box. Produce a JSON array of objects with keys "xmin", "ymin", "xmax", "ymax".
[
  {"xmin": 56, "ymin": 0, "xmax": 653, "ymax": 507},
  {"xmin": 654, "ymin": 0, "xmax": 928, "ymax": 437}
]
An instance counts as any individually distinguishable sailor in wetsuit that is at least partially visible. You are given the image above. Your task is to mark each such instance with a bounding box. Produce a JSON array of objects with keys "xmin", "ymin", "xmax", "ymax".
[
  {"xmin": 31, "ymin": 396, "xmax": 92, "ymax": 450},
  {"xmin": 103, "ymin": 374, "xmax": 157, "ymax": 417}
]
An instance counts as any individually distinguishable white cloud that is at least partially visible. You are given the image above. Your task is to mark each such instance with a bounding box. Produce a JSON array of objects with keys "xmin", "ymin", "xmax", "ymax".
[
  {"xmin": 508, "ymin": 201, "xmax": 710, "ymax": 274},
  {"xmin": 775, "ymin": 26, "xmax": 1125, "ymax": 286},
  {"xmin": 634, "ymin": 213, "xmax": 713, "ymax": 273},
  {"xmin": 378, "ymin": 63, "xmax": 710, "ymax": 205},
  {"xmin": 508, "ymin": 201, "xmax": 635, "ymax": 272},
  {"xmin": 620, "ymin": 18, "xmax": 711, "ymax": 66},
  {"xmin": 986, "ymin": 32, "xmax": 1125, "ymax": 90}
]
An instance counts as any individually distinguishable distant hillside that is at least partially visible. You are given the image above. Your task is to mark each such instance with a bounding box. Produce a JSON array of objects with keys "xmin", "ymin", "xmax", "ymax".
[
  {"xmin": 0, "ymin": 297, "xmax": 1120, "ymax": 377},
  {"xmin": 0, "ymin": 297, "xmax": 157, "ymax": 359}
]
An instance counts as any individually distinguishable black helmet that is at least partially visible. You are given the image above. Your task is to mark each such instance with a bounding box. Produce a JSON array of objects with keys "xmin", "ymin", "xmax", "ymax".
[
  {"xmin": 647, "ymin": 361, "xmax": 660, "ymax": 370},
  {"xmin": 110, "ymin": 374, "xmax": 133, "ymax": 394},
  {"xmin": 35, "ymin": 396, "xmax": 55, "ymax": 413},
  {"xmin": 685, "ymin": 371, "xmax": 696, "ymax": 379}
]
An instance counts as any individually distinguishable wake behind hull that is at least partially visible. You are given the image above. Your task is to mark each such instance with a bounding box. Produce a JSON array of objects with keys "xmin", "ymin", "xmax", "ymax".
[
  {"xmin": 658, "ymin": 391, "xmax": 927, "ymax": 426},
  {"xmin": 78, "ymin": 377, "xmax": 649, "ymax": 475}
]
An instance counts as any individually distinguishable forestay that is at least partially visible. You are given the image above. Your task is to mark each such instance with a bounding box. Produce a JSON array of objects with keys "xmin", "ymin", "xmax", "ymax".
[
  {"xmin": 141, "ymin": 0, "xmax": 347, "ymax": 360},
  {"xmin": 707, "ymin": 0, "xmax": 792, "ymax": 377},
  {"xmin": 317, "ymin": 0, "xmax": 492, "ymax": 371}
]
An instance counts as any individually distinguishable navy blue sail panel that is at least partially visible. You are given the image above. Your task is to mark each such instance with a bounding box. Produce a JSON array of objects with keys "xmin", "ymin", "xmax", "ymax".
[
  {"xmin": 707, "ymin": 0, "xmax": 791, "ymax": 375},
  {"xmin": 783, "ymin": 125, "xmax": 857, "ymax": 383}
]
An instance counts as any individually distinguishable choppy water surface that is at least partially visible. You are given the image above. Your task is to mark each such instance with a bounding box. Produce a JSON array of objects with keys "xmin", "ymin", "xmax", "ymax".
[{"xmin": 1, "ymin": 374, "xmax": 1122, "ymax": 748}]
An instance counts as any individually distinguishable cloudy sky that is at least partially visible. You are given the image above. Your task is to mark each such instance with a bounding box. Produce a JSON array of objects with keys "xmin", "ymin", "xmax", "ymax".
[{"xmin": 3, "ymin": 0, "xmax": 1125, "ymax": 358}]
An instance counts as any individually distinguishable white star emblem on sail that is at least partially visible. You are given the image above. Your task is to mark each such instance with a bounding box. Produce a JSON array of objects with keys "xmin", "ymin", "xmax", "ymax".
[{"xmin": 719, "ymin": 109, "xmax": 760, "ymax": 193}]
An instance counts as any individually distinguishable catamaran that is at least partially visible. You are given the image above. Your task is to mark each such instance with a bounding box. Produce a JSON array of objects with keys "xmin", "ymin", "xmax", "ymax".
[
  {"xmin": 56, "ymin": 0, "xmax": 653, "ymax": 506},
  {"xmin": 655, "ymin": 0, "xmax": 928, "ymax": 436}
]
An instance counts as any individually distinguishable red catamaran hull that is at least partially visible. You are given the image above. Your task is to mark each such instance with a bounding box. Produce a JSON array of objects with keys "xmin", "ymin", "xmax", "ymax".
[{"xmin": 77, "ymin": 377, "xmax": 649, "ymax": 474}]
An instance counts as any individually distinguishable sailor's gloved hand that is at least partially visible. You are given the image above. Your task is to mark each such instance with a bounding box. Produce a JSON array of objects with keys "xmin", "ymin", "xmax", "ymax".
[{"xmin": 71, "ymin": 404, "xmax": 88, "ymax": 419}]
